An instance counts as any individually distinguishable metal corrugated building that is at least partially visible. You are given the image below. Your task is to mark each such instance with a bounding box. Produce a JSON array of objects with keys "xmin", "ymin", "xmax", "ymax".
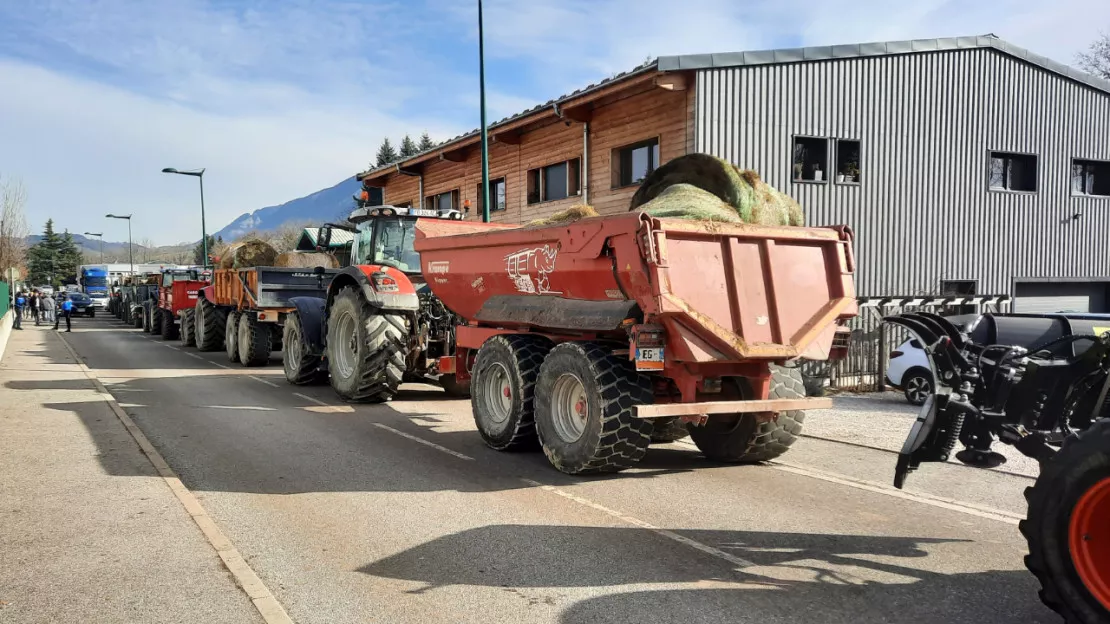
[{"xmin": 662, "ymin": 35, "xmax": 1110, "ymax": 311}]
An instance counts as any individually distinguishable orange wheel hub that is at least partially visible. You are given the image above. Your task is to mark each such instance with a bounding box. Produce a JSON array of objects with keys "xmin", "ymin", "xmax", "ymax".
[{"xmin": 1071, "ymin": 476, "xmax": 1110, "ymax": 612}]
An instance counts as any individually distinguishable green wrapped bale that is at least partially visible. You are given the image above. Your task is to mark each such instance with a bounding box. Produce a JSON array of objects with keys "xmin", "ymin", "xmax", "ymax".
[{"xmin": 630, "ymin": 153, "xmax": 804, "ymax": 227}]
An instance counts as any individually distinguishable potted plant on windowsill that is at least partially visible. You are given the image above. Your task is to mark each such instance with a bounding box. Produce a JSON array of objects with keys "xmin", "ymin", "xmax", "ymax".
[{"xmin": 842, "ymin": 160, "xmax": 860, "ymax": 183}]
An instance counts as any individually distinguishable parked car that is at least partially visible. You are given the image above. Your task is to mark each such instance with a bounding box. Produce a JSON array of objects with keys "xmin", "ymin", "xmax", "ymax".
[
  {"xmin": 886, "ymin": 338, "xmax": 933, "ymax": 405},
  {"xmin": 62, "ymin": 292, "xmax": 95, "ymax": 318}
]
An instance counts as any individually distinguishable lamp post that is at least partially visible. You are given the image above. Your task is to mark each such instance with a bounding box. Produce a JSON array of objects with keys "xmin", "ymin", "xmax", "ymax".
[
  {"xmin": 478, "ymin": 0, "xmax": 490, "ymax": 223},
  {"xmin": 84, "ymin": 232, "xmax": 104, "ymax": 263},
  {"xmin": 162, "ymin": 167, "xmax": 208, "ymax": 268},
  {"xmin": 105, "ymin": 214, "xmax": 133, "ymax": 276}
]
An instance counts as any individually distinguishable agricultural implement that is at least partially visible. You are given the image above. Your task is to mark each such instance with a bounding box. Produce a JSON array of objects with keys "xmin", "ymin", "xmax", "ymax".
[{"xmin": 886, "ymin": 311, "xmax": 1110, "ymax": 623}]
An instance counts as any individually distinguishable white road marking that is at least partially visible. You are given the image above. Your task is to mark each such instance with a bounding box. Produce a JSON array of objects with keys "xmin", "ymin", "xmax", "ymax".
[
  {"xmin": 203, "ymin": 405, "xmax": 279, "ymax": 411},
  {"xmin": 211, "ymin": 362, "xmax": 231, "ymax": 369},
  {"xmin": 249, "ymin": 376, "xmax": 280, "ymax": 388},
  {"xmin": 520, "ymin": 478, "xmax": 756, "ymax": 568},
  {"xmin": 372, "ymin": 423, "xmax": 474, "ymax": 461},
  {"xmin": 293, "ymin": 392, "xmax": 331, "ymax": 406},
  {"xmin": 184, "ymin": 352, "xmax": 204, "ymax": 360}
]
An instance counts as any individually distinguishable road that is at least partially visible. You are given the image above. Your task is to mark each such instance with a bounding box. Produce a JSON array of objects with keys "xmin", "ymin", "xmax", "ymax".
[{"xmin": 52, "ymin": 316, "xmax": 1058, "ymax": 624}]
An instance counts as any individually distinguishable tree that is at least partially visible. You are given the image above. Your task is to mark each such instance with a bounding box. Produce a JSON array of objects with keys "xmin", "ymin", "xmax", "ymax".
[
  {"xmin": 399, "ymin": 134, "xmax": 418, "ymax": 158},
  {"xmin": 375, "ymin": 137, "xmax": 399, "ymax": 167},
  {"xmin": 25, "ymin": 219, "xmax": 80, "ymax": 288},
  {"xmin": 0, "ymin": 173, "xmax": 29, "ymax": 282},
  {"xmin": 138, "ymin": 237, "xmax": 156, "ymax": 263},
  {"xmin": 193, "ymin": 234, "xmax": 220, "ymax": 265},
  {"xmin": 1077, "ymin": 32, "xmax": 1110, "ymax": 80},
  {"xmin": 417, "ymin": 132, "xmax": 435, "ymax": 152}
]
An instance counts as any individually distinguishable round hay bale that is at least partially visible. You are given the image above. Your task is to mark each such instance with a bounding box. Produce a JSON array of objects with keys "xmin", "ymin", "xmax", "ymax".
[
  {"xmin": 637, "ymin": 183, "xmax": 743, "ymax": 223},
  {"xmin": 630, "ymin": 154, "xmax": 746, "ymax": 213},
  {"xmin": 527, "ymin": 205, "xmax": 600, "ymax": 226},
  {"xmin": 273, "ymin": 251, "xmax": 340, "ymax": 269},
  {"xmin": 220, "ymin": 240, "xmax": 278, "ymax": 269}
]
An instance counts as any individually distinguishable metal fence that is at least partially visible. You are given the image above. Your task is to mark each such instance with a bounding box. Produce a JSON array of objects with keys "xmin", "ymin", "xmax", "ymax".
[{"xmin": 800, "ymin": 296, "xmax": 1011, "ymax": 393}]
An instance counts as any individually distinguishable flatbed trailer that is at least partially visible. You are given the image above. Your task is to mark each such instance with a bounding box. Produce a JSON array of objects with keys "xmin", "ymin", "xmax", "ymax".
[{"xmin": 194, "ymin": 266, "xmax": 339, "ymax": 366}]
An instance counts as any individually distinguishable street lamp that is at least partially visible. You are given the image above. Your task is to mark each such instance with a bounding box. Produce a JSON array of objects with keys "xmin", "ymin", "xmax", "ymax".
[
  {"xmin": 105, "ymin": 214, "xmax": 133, "ymax": 276},
  {"xmin": 161, "ymin": 167, "xmax": 208, "ymax": 268},
  {"xmin": 84, "ymin": 232, "xmax": 104, "ymax": 264},
  {"xmin": 478, "ymin": 0, "xmax": 490, "ymax": 223}
]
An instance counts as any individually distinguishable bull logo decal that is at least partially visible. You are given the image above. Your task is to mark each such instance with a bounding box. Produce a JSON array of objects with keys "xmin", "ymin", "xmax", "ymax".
[{"xmin": 505, "ymin": 245, "xmax": 560, "ymax": 295}]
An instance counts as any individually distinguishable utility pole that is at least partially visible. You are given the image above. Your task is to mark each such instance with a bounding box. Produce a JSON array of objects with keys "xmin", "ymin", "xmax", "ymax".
[{"xmin": 478, "ymin": 0, "xmax": 491, "ymax": 223}]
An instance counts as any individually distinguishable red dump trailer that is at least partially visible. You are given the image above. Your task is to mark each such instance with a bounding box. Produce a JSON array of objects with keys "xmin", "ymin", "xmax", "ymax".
[{"xmin": 415, "ymin": 211, "xmax": 857, "ymax": 474}]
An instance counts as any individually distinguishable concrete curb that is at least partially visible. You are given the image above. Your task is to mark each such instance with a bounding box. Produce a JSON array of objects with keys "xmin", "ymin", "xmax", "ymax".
[{"xmin": 0, "ymin": 310, "xmax": 13, "ymax": 362}]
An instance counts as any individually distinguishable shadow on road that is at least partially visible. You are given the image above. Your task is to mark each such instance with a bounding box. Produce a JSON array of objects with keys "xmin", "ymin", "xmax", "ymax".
[{"xmin": 359, "ymin": 524, "xmax": 1055, "ymax": 623}]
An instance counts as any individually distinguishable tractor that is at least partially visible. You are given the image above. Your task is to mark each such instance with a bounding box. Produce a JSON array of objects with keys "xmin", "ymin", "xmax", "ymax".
[
  {"xmin": 284, "ymin": 204, "xmax": 470, "ymax": 401},
  {"xmin": 886, "ymin": 311, "xmax": 1110, "ymax": 624}
]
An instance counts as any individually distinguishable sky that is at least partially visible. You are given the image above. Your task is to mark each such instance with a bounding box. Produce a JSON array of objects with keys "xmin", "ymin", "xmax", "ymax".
[{"xmin": 0, "ymin": 0, "xmax": 1105, "ymax": 245}]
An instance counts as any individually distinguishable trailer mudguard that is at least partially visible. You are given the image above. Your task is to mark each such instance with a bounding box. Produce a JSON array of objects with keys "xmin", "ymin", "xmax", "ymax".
[
  {"xmin": 327, "ymin": 266, "xmax": 420, "ymax": 313},
  {"xmin": 288, "ymin": 296, "xmax": 328, "ymax": 353}
]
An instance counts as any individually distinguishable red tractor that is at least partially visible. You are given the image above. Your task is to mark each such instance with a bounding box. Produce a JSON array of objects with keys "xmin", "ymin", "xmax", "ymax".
[{"xmin": 153, "ymin": 269, "xmax": 209, "ymax": 344}]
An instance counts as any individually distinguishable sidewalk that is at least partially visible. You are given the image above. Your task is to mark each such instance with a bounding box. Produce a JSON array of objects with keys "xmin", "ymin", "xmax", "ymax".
[{"xmin": 0, "ymin": 324, "xmax": 262, "ymax": 623}]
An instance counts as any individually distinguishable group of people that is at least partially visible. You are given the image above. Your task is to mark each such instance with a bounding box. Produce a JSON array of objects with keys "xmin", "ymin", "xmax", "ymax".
[{"xmin": 11, "ymin": 291, "xmax": 73, "ymax": 332}]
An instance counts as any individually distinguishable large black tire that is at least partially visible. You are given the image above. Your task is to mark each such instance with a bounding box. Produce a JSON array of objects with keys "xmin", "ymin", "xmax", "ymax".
[
  {"xmin": 225, "ymin": 311, "xmax": 241, "ymax": 363},
  {"xmin": 195, "ymin": 299, "xmax": 226, "ymax": 352},
  {"xmin": 143, "ymin": 305, "xmax": 156, "ymax": 334},
  {"xmin": 688, "ymin": 365, "xmax": 806, "ymax": 463},
  {"xmin": 471, "ymin": 336, "xmax": 551, "ymax": 450},
  {"xmin": 132, "ymin": 307, "xmax": 143, "ymax": 329},
  {"xmin": 1021, "ymin": 419, "xmax": 1110, "ymax": 624},
  {"xmin": 440, "ymin": 373, "xmax": 471, "ymax": 399},
  {"xmin": 326, "ymin": 286, "xmax": 406, "ymax": 403},
  {"xmin": 283, "ymin": 313, "xmax": 324, "ymax": 385},
  {"xmin": 534, "ymin": 341, "xmax": 654, "ymax": 474},
  {"xmin": 160, "ymin": 308, "xmax": 179, "ymax": 340},
  {"xmin": 238, "ymin": 314, "xmax": 271, "ymax": 367},
  {"xmin": 179, "ymin": 310, "xmax": 196, "ymax": 347},
  {"xmin": 650, "ymin": 418, "xmax": 691, "ymax": 443}
]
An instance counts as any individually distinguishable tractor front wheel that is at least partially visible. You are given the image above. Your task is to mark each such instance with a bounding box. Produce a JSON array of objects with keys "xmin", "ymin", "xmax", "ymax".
[
  {"xmin": 179, "ymin": 310, "xmax": 196, "ymax": 347},
  {"xmin": 326, "ymin": 286, "xmax": 406, "ymax": 403},
  {"xmin": 1022, "ymin": 418, "xmax": 1110, "ymax": 623},
  {"xmin": 161, "ymin": 309, "xmax": 179, "ymax": 340}
]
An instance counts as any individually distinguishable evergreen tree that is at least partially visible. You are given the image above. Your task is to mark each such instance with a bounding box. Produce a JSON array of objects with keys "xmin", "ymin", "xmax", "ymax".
[
  {"xmin": 417, "ymin": 132, "xmax": 435, "ymax": 151},
  {"xmin": 399, "ymin": 134, "xmax": 418, "ymax": 157},
  {"xmin": 193, "ymin": 234, "xmax": 220, "ymax": 265},
  {"xmin": 25, "ymin": 219, "xmax": 80, "ymax": 287},
  {"xmin": 375, "ymin": 138, "xmax": 399, "ymax": 167}
]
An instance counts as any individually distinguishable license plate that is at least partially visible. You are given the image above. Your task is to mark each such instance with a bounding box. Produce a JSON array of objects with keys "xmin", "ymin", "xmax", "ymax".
[{"xmin": 635, "ymin": 347, "xmax": 664, "ymax": 371}]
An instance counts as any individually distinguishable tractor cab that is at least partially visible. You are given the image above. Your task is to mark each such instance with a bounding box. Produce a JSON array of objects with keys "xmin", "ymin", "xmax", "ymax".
[{"xmin": 321, "ymin": 205, "xmax": 465, "ymax": 275}]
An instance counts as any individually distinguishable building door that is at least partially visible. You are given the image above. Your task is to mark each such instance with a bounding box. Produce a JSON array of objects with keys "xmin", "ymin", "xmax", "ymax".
[{"xmin": 1013, "ymin": 281, "xmax": 1108, "ymax": 314}]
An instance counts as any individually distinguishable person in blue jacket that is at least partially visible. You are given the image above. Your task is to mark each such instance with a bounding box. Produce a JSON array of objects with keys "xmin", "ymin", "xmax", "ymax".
[
  {"xmin": 54, "ymin": 296, "xmax": 72, "ymax": 332},
  {"xmin": 12, "ymin": 292, "xmax": 25, "ymax": 330}
]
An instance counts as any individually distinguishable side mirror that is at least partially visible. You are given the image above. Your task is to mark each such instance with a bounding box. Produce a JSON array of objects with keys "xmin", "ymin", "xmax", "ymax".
[
  {"xmin": 313, "ymin": 266, "xmax": 326, "ymax": 276},
  {"xmin": 317, "ymin": 226, "xmax": 332, "ymax": 251}
]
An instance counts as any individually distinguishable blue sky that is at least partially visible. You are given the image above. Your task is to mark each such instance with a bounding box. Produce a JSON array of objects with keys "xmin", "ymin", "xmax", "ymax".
[{"xmin": 0, "ymin": 0, "xmax": 1103, "ymax": 244}]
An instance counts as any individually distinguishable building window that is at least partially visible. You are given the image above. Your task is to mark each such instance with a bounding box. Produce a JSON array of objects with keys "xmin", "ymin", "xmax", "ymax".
[
  {"xmin": 940, "ymin": 280, "xmax": 978, "ymax": 296},
  {"xmin": 988, "ymin": 152, "xmax": 1037, "ymax": 192},
  {"xmin": 527, "ymin": 158, "xmax": 581, "ymax": 204},
  {"xmin": 476, "ymin": 178, "xmax": 507, "ymax": 212},
  {"xmin": 1072, "ymin": 159, "xmax": 1110, "ymax": 197},
  {"xmin": 613, "ymin": 138, "xmax": 660, "ymax": 187},
  {"xmin": 424, "ymin": 190, "xmax": 459, "ymax": 212},
  {"xmin": 792, "ymin": 137, "xmax": 828, "ymax": 183},
  {"xmin": 835, "ymin": 140, "xmax": 861, "ymax": 184}
]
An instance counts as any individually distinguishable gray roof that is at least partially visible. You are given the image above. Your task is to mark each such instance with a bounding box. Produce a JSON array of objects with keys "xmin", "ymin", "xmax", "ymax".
[
  {"xmin": 658, "ymin": 34, "xmax": 1110, "ymax": 96},
  {"xmin": 299, "ymin": 227, "xmax": 353, "ymax": 248}
]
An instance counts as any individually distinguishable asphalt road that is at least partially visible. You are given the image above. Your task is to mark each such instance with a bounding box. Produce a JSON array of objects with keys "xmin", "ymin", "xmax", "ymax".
[{"xmin": 55, "ymin": 316, "xmax": 1060, "ymax": 624}]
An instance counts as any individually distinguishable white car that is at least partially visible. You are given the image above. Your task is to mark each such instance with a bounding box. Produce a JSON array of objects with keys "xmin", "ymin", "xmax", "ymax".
[
  {"xmin": 88, "ymin": 293, "xmax": 109, "ymax": 309},
  {"xmin": 886, "ymin": 338, "xmax": 933, "ymax": 405}
]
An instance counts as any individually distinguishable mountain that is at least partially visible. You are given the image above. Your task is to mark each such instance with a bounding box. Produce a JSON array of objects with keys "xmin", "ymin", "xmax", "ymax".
[
  {"xmin": 213, "ymin": 177, "xmax": 360, "ymax": 241},
  {"xmin": 25, "ymin": 233, "xmax": 195, "ymax": 265}
]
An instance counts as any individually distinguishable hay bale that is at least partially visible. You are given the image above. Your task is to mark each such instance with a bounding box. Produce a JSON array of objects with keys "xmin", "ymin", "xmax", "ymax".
[
  {"xmin": 637, "ymin": 184, "xmax": 742, "ymax": 223},
  {"xmin": 273, "ymin": 251, "xmax": 340, "ymax": 269},
  {"xmin": 219, "ymin": 239, "xmax": 278, "ymax": 269},
  {"xmin": 630, "ymin": 153, "xmax": 804, "ymax": 227},
  {"xmin": 528, "ymin": 205, "xmax": 599, "ymax": 226}
]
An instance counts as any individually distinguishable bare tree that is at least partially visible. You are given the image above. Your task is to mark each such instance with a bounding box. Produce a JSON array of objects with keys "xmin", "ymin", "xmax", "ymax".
[
  {"xmin": 271, "ymin": 222, "xmax": 312, "ymax": 253},
  {"xmin": 137, "ymin": 237, "xmax": 156, "ymax": 263},
  {"xmin": 1077, "ymin": 32, "xmax": 1110, "ymax": 80},
  {"xmin": 0, "ymin": 173, "xmax": 30, "ymax": 282}
]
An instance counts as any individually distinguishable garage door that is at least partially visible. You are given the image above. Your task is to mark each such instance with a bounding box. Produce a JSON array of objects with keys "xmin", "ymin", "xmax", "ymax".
[{"xmin": 1013, "ymin": 282, "xmax": 1108, "ymax": 314}]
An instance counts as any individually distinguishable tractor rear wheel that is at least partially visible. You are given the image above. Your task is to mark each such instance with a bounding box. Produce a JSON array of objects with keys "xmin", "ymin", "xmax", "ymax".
[
  {"xmin": 195, "ymin": 299, "xmax": 226, "ymax": 352},
  {"xmin": 688, "ymin": 365, "xmax": 806, "ymax": 463},
  {"xmin": 326, "ymin": 286, "xmax": 406, "ymax": 403},
  {"xmin": 225, "ymin": 311, "xmax": 241, "ymax": 363},
  {"xmin": 283, "ymin": 313, "xmax": 324, "ymax": 385},
  {"xmin": 179, "ymin": 310, "xmax": 196, "ymax": 347},
  {"xmin": 1022, "ymin": 418, "xmax": 1110, "ymax": 624},
  {"xmin": 533, "ymin": 341, "xmax": 653, "ymax": 474},
  {"xmin": 471, "ymin": 336, "xmax": 551, "ymax": 450},
  {"xmin": 238, "ymin": 314, "xmax": 271, "ymax": 367},
  {"xmin": 160, "ymin": 309, "xmax": 178, "ymax": 340}
]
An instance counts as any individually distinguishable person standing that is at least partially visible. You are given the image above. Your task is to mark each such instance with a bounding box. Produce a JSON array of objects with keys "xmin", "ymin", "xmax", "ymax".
[
  {"xmin": 12, "ymin": 292, "xmax": 25, "ymax": 330},
  {"xmin": 29, "ymin": 291, "xmax": 40, "ymax": 325},
  {"xmin": 54, "ymin": 296, "xmax": 73, "ymax": 332},
  {"xmin": 41, "ymin": 292, "xmax": 55, "ymax": 324}
]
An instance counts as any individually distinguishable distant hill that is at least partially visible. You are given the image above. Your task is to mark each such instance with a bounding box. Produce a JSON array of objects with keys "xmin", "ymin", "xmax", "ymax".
[
  {"xmin": 25, "ymin": 233, "xmax": 194, "ymax": 264},
  {"xmin": 213, "ymin": 177, "xmax": 360, "ymax": 241}
]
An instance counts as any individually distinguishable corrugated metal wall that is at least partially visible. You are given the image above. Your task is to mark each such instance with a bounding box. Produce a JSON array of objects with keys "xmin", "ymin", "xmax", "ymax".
[{"xmin": 695, "ymin": 49, "xmax": 1110, "ymax": 297}]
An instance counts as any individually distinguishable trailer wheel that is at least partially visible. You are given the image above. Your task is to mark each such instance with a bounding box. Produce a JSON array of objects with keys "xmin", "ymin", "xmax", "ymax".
[
  {"xmin": 143, "ymin": 306, "xmax": 155, "ymax": 334},
  {"xmin": 283, "ymin": 313, "xmax": 324, "ymax": 385},
  {"xmin": 195, "ymin": 299, "xmax": 226, "ymax": 352},
  {"xmin": 472, "ymin": 336, "xmax": 551, "ymax": 450},
  {"xmin": 225, "ymin": 311, "xmax": 241, "ymax": 363},
  {"xmin": 1021, "ymin": 418, "xmax": 1110, "ymax": 623},
  {"xmin": 534, "ymin": 341, "xmax": 653, "ymax": 474},
  {"xmin": 179, "ymin": 310, "xmax": 196, "ymax": 347},
  {"xmin": 132, "ymin": 307, "xmax": 143, "ymax": 329},
  {"xmin": 238, "ymin": 314, "xmax": 271, "ymax": 367},
  {"xmin": 440, "ymin": 374, "xmax": 471, "ymax": 399},
  {"xmin": 327, "ymin": 286, "xmax": 406, "ymax": 403},
  {"xmin": 688, "ymin": 365, "xmax": 806, "ymax": 463},
  {"xmin": 160, "ymin": 309, "xmax": 179, "ymax": 340},
  {"xmin": 650, "ymin": 418, "xmax": 691, "ymax": 443}
]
